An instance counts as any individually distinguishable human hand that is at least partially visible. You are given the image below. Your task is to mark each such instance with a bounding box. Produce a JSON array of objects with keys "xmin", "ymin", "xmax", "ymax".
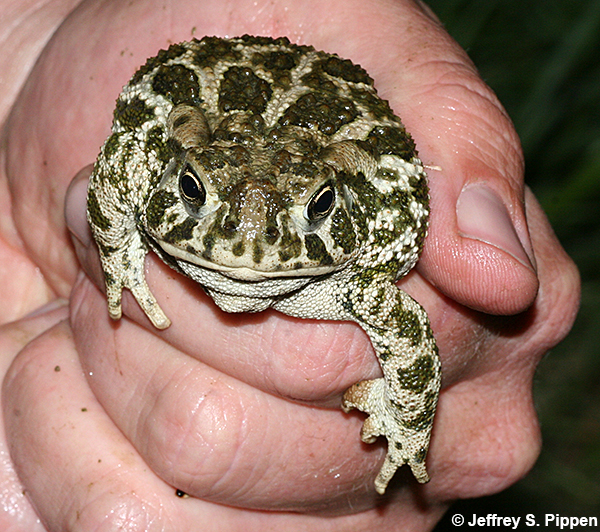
[{"xmin": 1, "ymin": 0, "xmax": 579, "ymax": 530}]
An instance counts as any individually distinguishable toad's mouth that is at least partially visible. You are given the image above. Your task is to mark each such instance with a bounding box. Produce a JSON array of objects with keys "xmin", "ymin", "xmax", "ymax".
[{"xmin": 157, "ymin": 240, "xmax": 341, "ymax": 281}]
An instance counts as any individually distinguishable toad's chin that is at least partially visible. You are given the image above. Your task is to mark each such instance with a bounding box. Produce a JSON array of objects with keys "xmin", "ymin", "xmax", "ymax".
[{"xmin": 157, "ymin": 240, "xmax": 341, "ymax": 281}]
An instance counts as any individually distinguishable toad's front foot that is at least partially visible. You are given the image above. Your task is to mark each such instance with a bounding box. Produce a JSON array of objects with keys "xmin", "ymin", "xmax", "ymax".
[
  {"xmin": 342, "ymin": 377, "xmax": 431, "ymax": 494},
  {"xmin": 101, "ymin": 254, "xmax": 171, "ymax": 330}
]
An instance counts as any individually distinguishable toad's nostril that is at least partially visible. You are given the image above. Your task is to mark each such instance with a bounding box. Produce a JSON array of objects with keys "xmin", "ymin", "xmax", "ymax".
[
  {"xmin": 265, "ymin": 226, "xmax": 280, "ymax": 244},
  {"xmin": 222, "ymin": 218, "xmax": 238, "ymax": 235}
]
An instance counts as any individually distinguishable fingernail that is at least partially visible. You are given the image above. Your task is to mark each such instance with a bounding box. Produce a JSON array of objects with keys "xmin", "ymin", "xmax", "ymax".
[
  {"xmin": 457, "ymin": 184, "xmax": 533, "ymax": 269},
  {"xmin": 64, "ymin": 169, "xmax": 93, "ymax": 247}
]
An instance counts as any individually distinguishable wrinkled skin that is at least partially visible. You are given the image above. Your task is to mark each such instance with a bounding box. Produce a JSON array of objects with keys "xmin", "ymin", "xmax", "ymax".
[{"xmin": 0, "ymin": 0, "xmax": 579, "ymax": 531}]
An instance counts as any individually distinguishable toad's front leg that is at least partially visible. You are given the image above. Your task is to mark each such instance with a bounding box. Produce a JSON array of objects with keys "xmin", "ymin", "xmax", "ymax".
[
  {"xmin": 273, "ymin": 273, "xmax": 440, "ymax": 494},
  {"xmin": 341, "ymin": 277, "xmax": 440, "ymax": 494},
  {"xmin": 87, "ymin": 149, "xmax": 171, "ymax": 330}
]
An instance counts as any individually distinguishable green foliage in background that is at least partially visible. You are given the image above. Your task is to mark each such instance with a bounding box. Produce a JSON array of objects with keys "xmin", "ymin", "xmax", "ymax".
[{"xmin": 423, "ymin": 0, "xmax": 600, "ymax": 526}]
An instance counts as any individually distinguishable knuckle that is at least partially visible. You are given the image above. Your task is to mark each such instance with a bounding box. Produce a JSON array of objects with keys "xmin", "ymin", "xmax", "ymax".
[{"xmin": 142, "ymin": 382, "xmax": 247, "ymax": 493}]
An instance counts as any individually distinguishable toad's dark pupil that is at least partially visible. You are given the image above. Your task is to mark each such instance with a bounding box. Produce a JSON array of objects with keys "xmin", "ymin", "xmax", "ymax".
[
  {"xmin": 180, "ymin": 169, "xmax": 205, "ymax": 205},
  {"xmin": 307, "ymin": 185, "xmax": 335, "ymax": 221}
]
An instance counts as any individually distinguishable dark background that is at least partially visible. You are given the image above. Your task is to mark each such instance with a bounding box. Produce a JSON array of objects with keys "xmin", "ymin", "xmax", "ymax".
[{"xmin": 424, "ymin": 0, "xmax": 600, "ymax": 528}]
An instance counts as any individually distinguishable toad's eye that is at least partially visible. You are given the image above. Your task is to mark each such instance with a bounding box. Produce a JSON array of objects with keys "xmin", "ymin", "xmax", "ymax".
[
  {"xmin": 179, "ymin": 166, "xmax": 206, "ymax": 206},
  {"xmin": 306, "ymin": 183, "xmax": 335, "ymax": 222}
]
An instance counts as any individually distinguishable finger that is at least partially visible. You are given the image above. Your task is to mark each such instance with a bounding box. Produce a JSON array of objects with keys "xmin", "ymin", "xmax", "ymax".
[
  {"xmin": 521, "ymin": 187, "xmax": 580, "ymax": 345},
  {"xmin": 0, "ymin": 302, "xmax": 69, "ymax": 532},
  {"xmin": 3, "ymin": 319, "xmax": 211, "ymax": 531}
]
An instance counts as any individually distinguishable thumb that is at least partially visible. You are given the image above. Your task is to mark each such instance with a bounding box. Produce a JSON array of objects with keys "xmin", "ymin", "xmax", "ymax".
[{"xmin": 393, "ymin": 16, "xmax": 539, "ymax": 315}]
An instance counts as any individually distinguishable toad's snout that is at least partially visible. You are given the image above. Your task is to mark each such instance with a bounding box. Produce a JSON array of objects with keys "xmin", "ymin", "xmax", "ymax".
[{"xmin": 221, "ymin": 178, "xmax": 283, "ymax": 247}]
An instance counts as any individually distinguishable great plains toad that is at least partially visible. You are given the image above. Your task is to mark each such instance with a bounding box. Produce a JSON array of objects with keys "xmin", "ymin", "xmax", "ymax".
[{"xmin": 87, "ymin": 35, "xmax": 441, "ymax": 495}]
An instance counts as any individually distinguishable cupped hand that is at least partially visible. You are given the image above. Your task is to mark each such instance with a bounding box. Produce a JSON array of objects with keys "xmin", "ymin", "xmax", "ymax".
[{"xmin": 1, "ymin": 0, "xmax": 579, "ymax": 530}]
